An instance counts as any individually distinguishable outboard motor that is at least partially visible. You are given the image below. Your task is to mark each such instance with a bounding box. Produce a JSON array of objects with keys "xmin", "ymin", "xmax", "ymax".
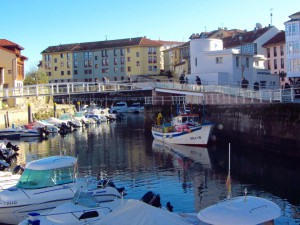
[{"xmin": 140, "ymin": 191, "xmax": 162, "ymax": 208}]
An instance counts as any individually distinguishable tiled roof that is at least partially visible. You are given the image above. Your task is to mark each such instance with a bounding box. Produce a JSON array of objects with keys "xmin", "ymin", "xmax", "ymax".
[
  {"xmin": 0, "ymin": 39, "xmax": 24, "ymax": 50},
  {"xmin": 262, "ymin": 31, "xmax": 285, "ymax": 47},
  {"xmin": 290, "ymin": 11, "xmax": 300, "ymax": 17},
  {"xmin": 155, "ymin": 40, "xmax": 185, "ymax": 45},
  {"xmin": 223, "ymin": 27, "xmax": 271, "ymax": 49},
  {"xmin": 42, "ymin": 37, "xmax": 162, "ymax": 54}
]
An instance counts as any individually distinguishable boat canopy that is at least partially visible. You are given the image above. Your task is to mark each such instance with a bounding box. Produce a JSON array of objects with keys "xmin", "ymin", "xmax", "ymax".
[
  {"xmin": 197, "ymin": 196, "xmax": 281, "ymax": 225},
  {"xmin": 25, "ymin": 156, "xmax": 77, "ymax": 170}
]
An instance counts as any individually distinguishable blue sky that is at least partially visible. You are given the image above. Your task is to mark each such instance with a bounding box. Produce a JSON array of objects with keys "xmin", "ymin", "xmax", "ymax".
[{"xmin": 1, "ymin": 0, "xmax": 298, "ymax": 73}]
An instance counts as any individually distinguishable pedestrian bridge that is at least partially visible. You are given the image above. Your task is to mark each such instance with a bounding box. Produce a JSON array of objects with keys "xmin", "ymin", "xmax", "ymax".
[{"xmin": 0, "ymin": 81, "xmax": 297, "ymax": 104}]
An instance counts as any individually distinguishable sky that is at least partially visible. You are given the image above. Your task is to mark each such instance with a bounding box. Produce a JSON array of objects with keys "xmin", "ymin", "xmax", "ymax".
[{"xmin": 1, "ymin": 0, "xmax": 299, "ymax": 73}]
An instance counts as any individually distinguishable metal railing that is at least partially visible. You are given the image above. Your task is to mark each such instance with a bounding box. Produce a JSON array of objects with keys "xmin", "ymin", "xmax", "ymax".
[{"xmin": 0, "ymin": 80, "xmax": 299, "ymax": 103}]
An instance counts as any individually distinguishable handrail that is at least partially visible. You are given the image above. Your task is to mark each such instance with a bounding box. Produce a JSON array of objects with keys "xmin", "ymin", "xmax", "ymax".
[{"xmin": 0, "ymin": 81, "xmax": 298, "ymax": 103}]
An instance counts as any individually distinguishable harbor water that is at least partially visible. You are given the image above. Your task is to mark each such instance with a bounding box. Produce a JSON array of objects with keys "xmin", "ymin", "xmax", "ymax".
[{"xmin": 8, "ymin": 113, "xmax": 300, "ymax": 225}]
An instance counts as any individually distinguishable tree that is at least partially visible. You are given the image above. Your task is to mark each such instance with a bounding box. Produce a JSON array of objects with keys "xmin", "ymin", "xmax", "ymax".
[{"xmin": 24, "ymin": 68, "xmax": 48, "ymax": 85}]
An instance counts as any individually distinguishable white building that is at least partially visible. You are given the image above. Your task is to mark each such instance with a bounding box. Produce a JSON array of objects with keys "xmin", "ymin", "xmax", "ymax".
[
  {"xmin": 285, "ymin": 11, "xmax": 300, "ymax": 81},
  {"xmin": 189, "ymin": 25, "xmax": 280, "ymax": 89}
]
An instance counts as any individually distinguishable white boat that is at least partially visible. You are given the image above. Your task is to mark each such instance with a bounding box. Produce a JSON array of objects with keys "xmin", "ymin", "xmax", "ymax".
[
  {"xmin": 110, "ymin": 102, "xmax": 129, "ymax": 113},
  {"xmin": 0, "ymin": 155, "xmax": 123, "ymax": 225},
  {"xmin": 197, "ymin": 195, "xmax": 281, "ymax": 225},
  {"xmin": 0, "ymin": 127, "xmax": 46, "ymax": 138},
  {"xmin": 19, "ymin": 186, "xmax": 126, "ymax": 225},
  {"xmin": 151, "ymin": 114, "xmax": 214, "ymax": 146},
  {"xmin": 47, "ymin": 113, "xmax": 81, "ymax": 127},
  {"xmin": 30, "ymin": 120, "xmax": 59, "ymax": 133},
  {"xmin": 128, "ymin": 102, "xmax": 144, "ymax": 114}
]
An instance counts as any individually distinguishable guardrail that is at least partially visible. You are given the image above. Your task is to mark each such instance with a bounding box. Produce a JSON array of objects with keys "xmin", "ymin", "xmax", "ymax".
[{"xmin": 0, "ymin": 80, "xmax": 299, "ymax": 103}]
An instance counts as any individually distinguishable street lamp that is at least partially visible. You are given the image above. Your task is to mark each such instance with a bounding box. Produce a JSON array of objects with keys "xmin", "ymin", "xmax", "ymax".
[{"xmin": 239, "ymin": 35, "xmax": 245, "ymax": 79}]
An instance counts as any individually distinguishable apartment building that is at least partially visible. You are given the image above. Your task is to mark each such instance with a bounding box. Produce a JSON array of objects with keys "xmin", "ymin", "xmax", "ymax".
[
  {"xmin": 285, "ymin": 11, "xmax": 300, "ymax": 84},
  {"xmin": 41, "ymin": 37, "xmax": 162, "ymax": 83}
]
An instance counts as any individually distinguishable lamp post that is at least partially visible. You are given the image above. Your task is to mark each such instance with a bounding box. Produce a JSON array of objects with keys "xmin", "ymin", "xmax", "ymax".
[{"xmin": 239, "ymin": 35, "xmax": 244, "ymax": 79}]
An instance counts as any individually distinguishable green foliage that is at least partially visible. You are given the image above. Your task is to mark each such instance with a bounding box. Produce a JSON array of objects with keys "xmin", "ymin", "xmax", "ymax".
[{"xmin": 24, "ymin": 68, "xmax": 48, "ymax": 85}]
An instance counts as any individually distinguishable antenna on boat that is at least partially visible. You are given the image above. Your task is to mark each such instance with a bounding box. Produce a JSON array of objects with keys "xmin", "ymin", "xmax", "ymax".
[{"xmin": 226, "ymin": 143, "xmax": 232, "ymax": 199}]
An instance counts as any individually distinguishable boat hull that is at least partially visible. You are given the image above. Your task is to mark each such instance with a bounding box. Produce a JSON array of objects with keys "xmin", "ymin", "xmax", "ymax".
[{"xmin": 151, "ymin": 123, "xmax": 214, "ymax": 146}]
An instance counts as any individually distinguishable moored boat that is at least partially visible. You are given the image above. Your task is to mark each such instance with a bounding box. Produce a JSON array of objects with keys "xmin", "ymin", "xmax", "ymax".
[
  {"xmin": 151, "ymin": 114, "xmax": 214, "ymax": 146},
  {"xmin": 0, "ymin": 155, "xmax": 123, "ymax": 225}
]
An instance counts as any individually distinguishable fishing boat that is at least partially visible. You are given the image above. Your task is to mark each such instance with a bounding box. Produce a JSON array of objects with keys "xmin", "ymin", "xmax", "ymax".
[
  {"xmin": 197, "ymin": 144, "xmax": 281, "ymax": 225},
  {"xmin": 0, "ymin": 155, "xmax": 124, "ymax": 225},
  {"xmin": 151, "ymin": 113, "xmax": 214, "ymax": 146}
]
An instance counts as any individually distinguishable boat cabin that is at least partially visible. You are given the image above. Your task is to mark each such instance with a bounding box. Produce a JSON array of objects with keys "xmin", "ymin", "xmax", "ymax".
[
  {"xmin": 16, "ymin": 156, "xmax": 76, "ymax": 189},
  {"xmin": 172, "ymin": 114, "xmax": 199, "ymax": 127}
]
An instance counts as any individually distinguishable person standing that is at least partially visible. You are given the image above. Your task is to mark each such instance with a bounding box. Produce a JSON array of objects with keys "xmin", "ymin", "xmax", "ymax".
[
  {"xmin": 179, "ymin": 74, "xmax": 185, "ymax": 84},
  {"xmin": 196, "ymin": 76, "xmax": 201, "ymax": 85}
]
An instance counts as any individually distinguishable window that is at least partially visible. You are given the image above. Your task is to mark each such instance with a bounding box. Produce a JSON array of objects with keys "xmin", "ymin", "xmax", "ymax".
[
  {"xmin": 95, "ymin": 64, "xmax": 98, "ymax": 69},
  {"xmin": 274, "ymin": 59, "xmax": 277, "ymax": 70},
  {"xmin": 235, "ymin": 56, "xmax": 239, "ymax": 67},
  {"xmin": 120, "ymin": 48, "xmax": 124, "ymax": 56},
  {"xmin": 67, "ymin": 61, "xmax": 71, "ymax": 68},
  {"xmin": 148, "ymin": 66, "xmax": 153, "ymax": 71},
  {"xmin": 74, "ymin": 70, "xmax": 78, "ymax": 75},
  {"xmin": 61, "ymin": 62, "xmax": 64, "ymax": 67},
  {"xmin": 84, "ymin": 70, "xmax": 88, "ymax": 74},
  {"xmin": 61, "ymin": 71, "xmax": 64, "ymax": 75},
  {"xmin": 267, "ymin": 60, "xmax": 270, "ymax": 69},
  {"xmin": 136, "ymin": 61, "xmax": 140, "ymax": 66},
  {"xmin": 102, "ymin": 50, "xmax": 108, "ymax": 57},
  {"xmin": 281, "ymin": 58, "xmax": 284, "ymax": 69},
  {"xmin": 267, "ymin": 48, "xmax": 270, "ymax": 57},
  {"xmin": 153, "ymin": 56, "xmax": 157, "ymax": 63},
  {"xmin": 148, "ymin": 56, "xmax": 152, "ymax": 63},
  {"xmin": 84, "ymin": 60, "xmax": 92, "ymax": 67},
  {"xmin": 216, "ymin": 57, "xmax": 223, "ymax": 64},
  {"xmin": 246, "ymin": 57, "xmax": 249, "ymax": 68},
  {"xmin": 67, "ymin": 70, "xmax": 71, "ymax": 75},
  {"xmin": 74, "ymin": 61, "xmax": 78, "ymax": 68},
  {"xmin": 127, "ymin": 57, "xmax": 131, "ymax": 62},
  {"xmin": 73, "ymin": 53, "xmax": 77, "ymax": 60},
  {"xmin": 61, "ymin": 53, "xmax": 64, "ymax": 58},
  {"xmin": 114, "ymin": 67, "xmax": 118, "ymax": 73},
  {"xmin": 195, "ymin": 57, "xmax": 197, "ymax": 67},
  {"xmin": 67, "ymin": 53, "xmax": 71, "ymax": 60},
  {"xmin": 84, "ymin": 51, "xmax": 92, "ymax": 59},
  {"xmin": 54, "ymin": 58, "xmax": 57, "ymax": 63},
  {"xmin": 280, "ymin": 45, "xmax": 284, "ymax": 56},
  {"xmin": 121, "ymin": 57, "xmax": 124, "ymax": 65},
  {"xmin": 95, "ymin": 56, "xmax": 98, "ymax": 60},
  {"xmin": 153, "ymin": 66, "xmax": 157, "ymax": 71},
  {"xmin": 114, "ymin": 49, "xmax": 117, "ymax": 56},
  {"xmin": 273, "ymin": 47, "xmax": 277, "ymax": 57},
  {"xmin": 128, "ymin": 66, "xmax": 131, "ymax": 72},
  {"xmin": 136, "ymin": 52, "xmax": 140, "ymax": 57},
  {"xmin": 121, "ymin": 67, "xmax": 124, "ymax": 72},
  {"xmin": 114, "ymin": 58, "xmax": 117, "ymax": 65},
  {"xmin": 89, "ymin": 69, "xmax": 92, "ymax": 74},
  {"xmin": 54, "ymin": 66, "xmax": 58, "ymax": 71},
  {"xmin": 127, "ymin": 48, "xmax": 130, "ymax": 53}
]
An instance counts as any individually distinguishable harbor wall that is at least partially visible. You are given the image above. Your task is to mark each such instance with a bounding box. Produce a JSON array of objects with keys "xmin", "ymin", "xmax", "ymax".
[{"xmin": 144, "ymin": 103, "xmax": 300, "ymax": 157}]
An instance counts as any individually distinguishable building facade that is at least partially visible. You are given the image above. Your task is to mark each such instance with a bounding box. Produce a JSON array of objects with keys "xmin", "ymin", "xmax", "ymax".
[
  {"xmin": 0, "ymin": 39, "xmax": 27, "ymax": 107},
  {"xmin": 262, "ymin": 31, "xmax": 287, "ymax": 88},
  {"xmin": 41, "ymin": 37, "xmax": 162, "ymax": 83},
  {"xmin": 285, "ymin": 11, "xmax": 300, "ymax": 83}
]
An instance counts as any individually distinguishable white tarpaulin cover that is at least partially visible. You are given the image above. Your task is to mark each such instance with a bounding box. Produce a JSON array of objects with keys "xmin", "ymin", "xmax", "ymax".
[
  {"xmin": 99, "ymin": 199, "xmax": 194, "ymax": 225},
  {"xmin": 197, "ymin": 196, "xmax": 281, "ymax": 225}
]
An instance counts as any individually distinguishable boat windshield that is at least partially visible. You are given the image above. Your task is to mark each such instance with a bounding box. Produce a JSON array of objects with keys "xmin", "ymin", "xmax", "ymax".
[
  {"xmin": 16, "ymin": 165, "xmax": 75, "ymax": 189},
  {"xmin": 72, "ymin": 190, "xmax": 99, "ymax": 208}
]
